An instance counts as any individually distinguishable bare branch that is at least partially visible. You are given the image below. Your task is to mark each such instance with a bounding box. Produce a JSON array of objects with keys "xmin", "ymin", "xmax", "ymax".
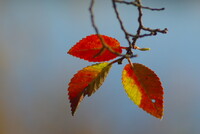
[
  {"xmin": 112, "ymin": 0, "xmax": 167, "ymax": 49},
  {"xmin": 114, "ymin": 0, "xmax": 165, "ymax": 11},
  {"xmin": 89, "ymin": 0, "xmax": 100, "ymax": 35},
  {"xmin": 112, "ymin": 0, "xmax": 132, "ymax": 47},
  {"xmin": 89, "ymin": 0, "xmax": 122, "ymax": 57},
  {"xmin": 89, "ymin": 0, "xmax": 167, "ymax": 64}
]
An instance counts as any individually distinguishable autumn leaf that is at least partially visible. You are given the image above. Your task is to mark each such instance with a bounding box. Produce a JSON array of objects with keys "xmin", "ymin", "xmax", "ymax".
[
  {"xmin": 68, "ymin": 62, "xmax": 112, "ymax": 115},
  {"xmin": 68, "ymin": 34, "xmax": 122, "ymax": 62},
  {"xmin": 122, "ymin": 63, "xmax": 164, "ymax": 119}
]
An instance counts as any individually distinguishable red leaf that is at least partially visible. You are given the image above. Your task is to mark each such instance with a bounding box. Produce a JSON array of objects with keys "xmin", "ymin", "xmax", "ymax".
[
  {"xmin": 68, "ymin": 62, "xmax": 112, "ymax": 115},
  {"xmin": 122, "ymin": 63, "xmax": 164, "ymax": 119},
  {"xmin": 68, "ymin": 34, "xmax": 122, "ymax": 62}
]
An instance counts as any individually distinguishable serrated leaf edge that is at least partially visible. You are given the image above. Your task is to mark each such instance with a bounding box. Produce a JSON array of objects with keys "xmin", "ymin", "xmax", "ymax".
[
  {"xmin": 68, "ymin": 62, "xmax": 112, "ymax": 116},
  {"xmin": 121, "ymin": 63, "xmax": 164, "ymax": 119}
]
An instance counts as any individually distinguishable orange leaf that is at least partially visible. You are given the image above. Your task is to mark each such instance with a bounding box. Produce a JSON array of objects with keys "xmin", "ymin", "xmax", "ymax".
[
  {"xmin": 68, "ymin": 62, "xmax": 112, "ymax": 115},
  {"xmin": 68, "ymin": 34, "xmax": 122, "ymax": 62},
  {"xmin": 122, "ymin": 63, "xmax": 164, "ymax": 119}
]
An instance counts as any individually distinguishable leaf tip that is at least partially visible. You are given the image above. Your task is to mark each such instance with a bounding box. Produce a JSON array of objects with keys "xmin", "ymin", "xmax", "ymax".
[{"xmin": 71, "ymin": 109, "xmax": 76, "ymax": 116}]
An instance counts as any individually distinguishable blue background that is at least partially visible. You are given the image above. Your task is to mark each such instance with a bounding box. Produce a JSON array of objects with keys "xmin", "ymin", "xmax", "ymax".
[{"xmin": 0, "ymin": 0, "xmax": 200, "ymax": 134}]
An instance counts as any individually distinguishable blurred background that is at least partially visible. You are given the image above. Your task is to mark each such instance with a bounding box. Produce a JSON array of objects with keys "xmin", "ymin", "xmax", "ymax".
[{"xmin": 0, "ymin": 0, "xmax": 200, "ymax": 134}]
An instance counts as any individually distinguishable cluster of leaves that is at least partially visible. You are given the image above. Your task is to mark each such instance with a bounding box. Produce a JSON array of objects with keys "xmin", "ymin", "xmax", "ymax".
[
  {"xmin": 67, "ymin": 0, "xmax": 167, "ymax": 119},
  {"xmin": 67, "ymin": 35, "xmax": 164, "ymax": 119}
]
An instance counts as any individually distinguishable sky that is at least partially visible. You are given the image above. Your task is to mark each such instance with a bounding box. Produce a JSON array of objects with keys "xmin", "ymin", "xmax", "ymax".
[{"xmin": 0, "ymin": 0, "xmax": 200, "ymax": 134}]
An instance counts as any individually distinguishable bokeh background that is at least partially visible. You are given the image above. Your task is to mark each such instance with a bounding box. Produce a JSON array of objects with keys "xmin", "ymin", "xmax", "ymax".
[{"xmin": 1, "ymin": 0, "xmax": 200, "ymax": 134}]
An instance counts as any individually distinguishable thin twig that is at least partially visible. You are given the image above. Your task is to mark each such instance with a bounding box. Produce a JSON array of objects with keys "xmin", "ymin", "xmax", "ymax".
[
  {"xmin": 113, "ymin": 0, "xmax": 167, "ymax": 49},
  {"xmin": 89, "ymin": 0, "xmax": 100, "ymax": 35},
  {"xmin": 142, "ymin": 27, "xmax": 168, "ymax": 34},
  {"xmin": 114, "ymin": 0, "xmax": 165, "ymax": 11},
  {"xmin": 89, "ymin": 0, "xmax": 167, "ymax": 64},
  {"xmin": 112, "ymin": 0, "xmax": 132, "ymax": 47},
  {"xmin": 89, "ymin": 0, "xmax": 122, "ymax": 57},
  {"xmin": 131, "ymin": 0, "xmax": 143, "ymax": 48}
]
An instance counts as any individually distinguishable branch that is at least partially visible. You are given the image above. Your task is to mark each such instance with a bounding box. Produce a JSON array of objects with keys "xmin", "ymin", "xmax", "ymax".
[
  {"xmin": 112, "ymin": 0, "xmax": 132, "ymax": 47},
  {"xmin": 114, "ymin": 0, "xmax": 165, "ymax": 11},
  {"xmin": 89, "ymin": 0, "xmax": 122, "ymax": 57},
  {"xmin": 89, "ymin": 0, "xmax": 167, "ymax": 64},
  {"xmin": 113, "ymin": 0, "xmax": 167, "ymax": 49}
]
